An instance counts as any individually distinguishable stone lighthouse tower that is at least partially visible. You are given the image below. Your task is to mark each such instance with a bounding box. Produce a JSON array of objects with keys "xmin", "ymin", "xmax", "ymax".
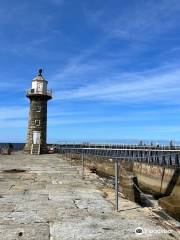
[{"xmin": 24, "ymin": 69, "xmax": 52, "ymax": 154}]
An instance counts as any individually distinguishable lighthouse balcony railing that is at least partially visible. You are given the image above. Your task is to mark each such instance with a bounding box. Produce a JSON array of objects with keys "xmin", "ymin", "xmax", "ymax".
[{"xmin": 26, "ymin": 88, "xmax": 52, "ymax": 97}]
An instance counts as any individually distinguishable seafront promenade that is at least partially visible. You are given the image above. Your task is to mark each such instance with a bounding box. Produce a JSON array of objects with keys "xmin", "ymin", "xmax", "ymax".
[{"xmin": 0, "ymin": 152, "xmax": 179, "ymax": 240}]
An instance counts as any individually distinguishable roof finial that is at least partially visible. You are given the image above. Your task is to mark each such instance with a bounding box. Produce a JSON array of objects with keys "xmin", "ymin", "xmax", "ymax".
[{"xmin": 38, "ymin": 69, "xmax": 43, "ymax": 76}]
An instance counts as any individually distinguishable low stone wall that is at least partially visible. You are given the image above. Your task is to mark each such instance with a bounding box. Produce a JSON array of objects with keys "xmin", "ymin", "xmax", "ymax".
[
  {"xmin": 133, "ymin": 162, "xmax": 175, "ymax": 195},
  {"xmin": 85, "ymin": 157, "xmax": 114, "ymax": 176},
  {"xmin": 158, "ymin": 173, "xmax": 180, "ymax": 220},
  {"xmin": 70, "ymin": 153, "xmax": 115, "ymax": 176},
  {"xmin": 158, "ymin": 169, "xmax": 180, "ymax": 220},
  {"xmin": 69, "ymin": 154, "xmax": 179, "ymax": 196},
  {"xmin": 120, "ymin": 160, "xmax": 141, "ymax": 203}
]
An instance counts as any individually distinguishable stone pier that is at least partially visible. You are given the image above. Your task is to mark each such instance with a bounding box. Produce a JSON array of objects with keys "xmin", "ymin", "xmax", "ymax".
[{"xmin": 0, "ymin": 152, "xmax": 179, "ymax": 240}]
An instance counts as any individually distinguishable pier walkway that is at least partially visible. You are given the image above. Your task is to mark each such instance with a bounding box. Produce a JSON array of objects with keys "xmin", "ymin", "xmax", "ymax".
[{"xmin": 0, "ymin": 153, "xmax": 179, "ymax": 239}]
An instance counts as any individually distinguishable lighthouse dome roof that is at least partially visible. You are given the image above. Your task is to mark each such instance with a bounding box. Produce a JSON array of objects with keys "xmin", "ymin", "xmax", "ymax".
[
  {"xmin": 32, "ymin": 75, "xmax": 47, "ymax": 81},
  {"xmin": 32, "ymin": 69, "xmax": 47, "ymax": 82}
]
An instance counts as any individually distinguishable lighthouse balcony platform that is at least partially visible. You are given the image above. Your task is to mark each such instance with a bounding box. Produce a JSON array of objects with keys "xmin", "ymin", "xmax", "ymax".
[{"xmin": 26, "ymin": 88, "xmax": 52, "ymax": 99}]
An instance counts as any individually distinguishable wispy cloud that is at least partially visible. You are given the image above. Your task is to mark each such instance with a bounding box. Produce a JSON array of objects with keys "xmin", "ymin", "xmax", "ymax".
[
  {"xmin": 0, "ymin": 107, "xmax": 28, "ymax": 120},
  {"xmin": 0, "ymin": 120, "xmax": 26, "ymax": 129},
  {"xmin": 50, "ymin": 45, "xmax": 105, "ymax": 87},
  {"xmin": 2, "ymin": 104, "xmax": 180, "ymax": 129},
  {"xmin": 54, "ymin": 64, "xmax": 180, "ymax": 104}
]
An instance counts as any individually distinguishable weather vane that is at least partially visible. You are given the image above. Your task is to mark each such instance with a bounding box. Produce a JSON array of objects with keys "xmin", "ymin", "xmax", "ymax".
[{"xmin": 38, "ymin": 69, "xmax": 43, "ymax": 76}]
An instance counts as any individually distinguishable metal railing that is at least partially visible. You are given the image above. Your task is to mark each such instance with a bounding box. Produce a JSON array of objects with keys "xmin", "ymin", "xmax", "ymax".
[
  {"xmin": 26, "ymin": 88, "xmax": 52, "ymax": 97},
  {"xmin": 56, "ymin": 143, "xmax": 180, "ymax": 167},
  {"xmin": 0, "ymin": 143, "xmax": 25, "ymax": 151}
]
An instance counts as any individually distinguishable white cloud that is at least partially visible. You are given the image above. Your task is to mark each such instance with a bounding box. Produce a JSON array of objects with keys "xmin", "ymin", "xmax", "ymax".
[
  {"xmin": 0, "ymin": 107, "xmax": 28, "ymax": 120},
  {"xmin": 1, "ymin": 104, "xmax": 179, "ymax": 128},
  {"xmin": 0, "ymin": 119, "xmax": 26, "ymax": 128},
  {"xmin": 54, "ymin": 65, "xmax": 180, "ymax": 104}
]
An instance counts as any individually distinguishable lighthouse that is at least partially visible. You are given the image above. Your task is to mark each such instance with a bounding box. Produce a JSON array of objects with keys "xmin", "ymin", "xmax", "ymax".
[{"xmin": 24, "ymin": 69, "xmax": 52, "ymax": 154}]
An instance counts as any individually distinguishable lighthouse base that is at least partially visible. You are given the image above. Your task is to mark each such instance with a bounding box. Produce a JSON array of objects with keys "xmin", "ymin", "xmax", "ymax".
[{"xmin": 24, "ymin": 144, "xmax": 48, "ymax": 155}]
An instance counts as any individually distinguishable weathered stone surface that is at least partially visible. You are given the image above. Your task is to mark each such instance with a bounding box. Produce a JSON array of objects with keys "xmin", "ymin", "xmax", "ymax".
[
  {"xmin": 0, "ymin": 152, "xmax": 179, "ymax": 240},
  {"xmin": 133, "ymin": 162, "xmax": 177, "ymax": 195},
  {"xmin": 0, "ymin": 223, "xmax": 49, "ymax": 240},
  {"xmin": 119, "ymin": 160, "xmax": 141, "ymax": 204},
  {"xmin": 24, "ymin": 98, "xmax": 48, "ymax": 153},
  {"xmin": 159, "ymin": 171, "xmax": 180, "ymax": 221}
]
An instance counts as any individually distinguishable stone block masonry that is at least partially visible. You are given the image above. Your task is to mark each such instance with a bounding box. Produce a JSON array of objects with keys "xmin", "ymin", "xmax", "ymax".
[{"xmin": 25, "ymin": 98, "xmax": 48, "ymax": 153}]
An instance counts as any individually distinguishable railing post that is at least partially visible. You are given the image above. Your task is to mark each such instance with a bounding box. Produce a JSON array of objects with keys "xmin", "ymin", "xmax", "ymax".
[
  {"xmin": 82, "ymin": 151, "xmax": 84, "ymax": 179},
  {"xmin": 65, "ymin": 149, "xmax": 67, "ymax": 160},
  {"xmin": 70, "ymin": 152, "xmax": 72, "ymax": 166},
  {"xmin": 115, "ymin": 159, "xmax": 119, "ymax": 211}
]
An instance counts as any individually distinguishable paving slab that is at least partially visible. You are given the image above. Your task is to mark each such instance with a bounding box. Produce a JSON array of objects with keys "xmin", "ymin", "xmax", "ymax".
[{"xmin": 0, "ymin": 152, "xmax": 179, "ymax": 240}]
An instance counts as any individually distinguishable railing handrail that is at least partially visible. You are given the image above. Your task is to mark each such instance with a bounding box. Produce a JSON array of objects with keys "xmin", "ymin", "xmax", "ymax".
[
  {"xmin": 26, "ymin": 88, "xmax": 52, "ymax": 97},
  {"xmin": 56, "ymin": 143, "xmax": 180, "ymax": 167},
  {"xmin": 56, "ymin": 143, "xmax": 180, "ymax": 150}
]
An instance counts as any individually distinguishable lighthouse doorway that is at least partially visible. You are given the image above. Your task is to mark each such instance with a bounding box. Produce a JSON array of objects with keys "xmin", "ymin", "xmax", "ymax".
[{"xmin": 33, "ymin": 131, "xmax": 40, "ymax": 144}]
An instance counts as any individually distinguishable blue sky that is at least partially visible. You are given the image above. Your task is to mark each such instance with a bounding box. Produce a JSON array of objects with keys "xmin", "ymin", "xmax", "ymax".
[{"xmin": 1, "ymin": 0, "xmax": 180, "ymax": 143}]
